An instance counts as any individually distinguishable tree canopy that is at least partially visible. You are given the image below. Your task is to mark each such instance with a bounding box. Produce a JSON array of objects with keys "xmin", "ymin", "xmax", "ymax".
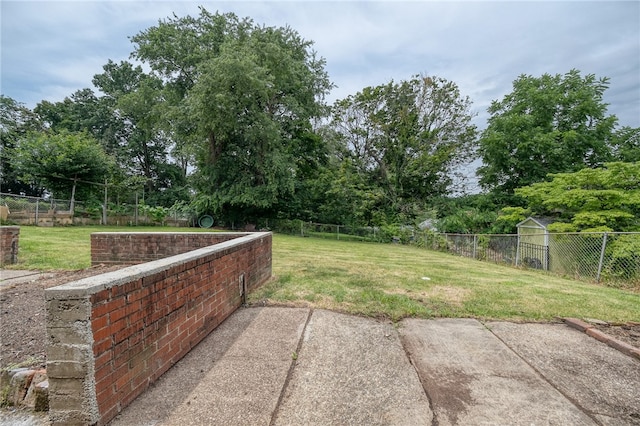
[
  {"xmin": 130, "ymin": 8, "xmax": 332, "ymax": 223},
  {"xmin": 11, "ymin": 130, "xmax": 114, "ymax": 205},
  {"xmin": 0, "ymin": 95, "xmax": 43, "ymax": 195},
  {"xmin": 328, "ymin": 75, "xmax": 477, "ymax": 223},
  {"xmin": 1, "ymin": 7, "xmax": 636, "ymax": 232},
  {"xmin": 515, "ymin": 162, "xmax": 640, "ymax": 232},
  {"xmin": 611, "ymin": 126, "xmax": 640, "ymax": 163},
  {"xmin": 477, "ymin": 69, "xmax": 618, "ymax": 202}
]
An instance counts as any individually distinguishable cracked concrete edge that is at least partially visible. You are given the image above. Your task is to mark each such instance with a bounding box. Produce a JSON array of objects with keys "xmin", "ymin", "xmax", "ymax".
[{"xmin": 563, "ymin": 318, "xmax": 640, "ymax": 361}]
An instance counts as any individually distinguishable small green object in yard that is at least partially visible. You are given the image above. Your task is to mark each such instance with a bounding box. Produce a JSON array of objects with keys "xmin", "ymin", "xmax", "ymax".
[{"xmin": 198, "ymin": 215, "xmax": 214, "ymax": 228}]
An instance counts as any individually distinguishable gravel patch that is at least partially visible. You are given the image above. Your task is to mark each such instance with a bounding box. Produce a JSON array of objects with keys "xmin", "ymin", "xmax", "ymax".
[{"xmin": 0, "ymin": 266, "xmax": 124, "ymax": 369}]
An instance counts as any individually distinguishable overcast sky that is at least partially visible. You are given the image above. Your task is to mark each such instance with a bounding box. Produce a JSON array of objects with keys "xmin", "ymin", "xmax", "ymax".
[{"xmin": 1, "ymin": 1, "xmax": 639, "ymax": 130}]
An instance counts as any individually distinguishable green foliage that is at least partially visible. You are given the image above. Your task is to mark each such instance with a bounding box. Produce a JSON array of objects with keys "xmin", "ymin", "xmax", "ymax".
[
  {"xmin": 378, "ymin": 224, "xmax": 414, "ymax": 243},
  {"xmin": 92, "ymin": 60, "xmax": 188, "ymax": 206},
  {"xmin": 516, "ymin": 162, "xmax": 640, "ymax": 232},
  {"xmin": 138, "ymin": 204, "xmax": 169, "ymax": 224},
  {"xmin": 0, "ymin": 96, "xmax": 44, "ymax": 196},
  {"xmin": 312, "ymin": 160, "xmax": 385, "ymax": 226},
  {"xmin": 430, "ymin": 194, "xmax": 500, "ymax": 234},
  {"xmin": 436, "ymin": 208, "xmax": 497, "ymax": 234},
  {"xmin": 168, "ymin": 200, "xmax": 196, "ymax": 220},
  {"xmin": 34, "ymin": 89, "xmax": 112, "ymax": 138},
  {"xmin": 267, "ymin": 218, "xmax": 305, "ymax": 235},
  {"xmin": 92, "ymin": 59, "xmax": 147, "ymax": 99},
  {"xmin": 493, "ymin": 207, "xmax": 530, "ymax": 234},
  {"xmin": 478, "ymin": 69, "xmax": 617, "ymax": 202},
  {"xmin": 611, "ymin": 126, "xmax": 640, "ymax": 162},
  {"xmin": 546, "ymin": 222, "xmax": 578, "ymax": 233},
  {"xmin": 11, "ymin": 130, "xmax": 114, "ymax": 202},
  {"xmin": 130, "ymin": 9, "xmax": 332, "ymax": 224},
  {"xmin": 328, "ymin": 75, "xmax": 477, "ymax": 224},
  {"xmin": 603, "ymin": 234, "xmax": 640, "ymax": 282},
  {"xmin": 8, "ymin": 16, "xmax": 634, "ymax": 233}
]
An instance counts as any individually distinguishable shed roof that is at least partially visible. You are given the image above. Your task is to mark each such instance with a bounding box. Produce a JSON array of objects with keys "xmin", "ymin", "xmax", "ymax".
[{"xmin": 516, "ymin": 216, "xmax": 556, "ymax": 229}]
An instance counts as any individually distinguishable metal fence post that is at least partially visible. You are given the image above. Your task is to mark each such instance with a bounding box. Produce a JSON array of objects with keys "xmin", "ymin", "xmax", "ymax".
[
  {"xmin": 596, "ymin": 232, "xmax": 608, "ymax": 283},
  {"xmin": 35, "ymin": 199, "xmax": 39, "ymax": 226},
  {"xmin": 473, "ymin": 234, "xmax": 478, "ymax": 259},
  {"xmin": 103, "ymin": 179, "xmax": 108, "ymax": 225}
]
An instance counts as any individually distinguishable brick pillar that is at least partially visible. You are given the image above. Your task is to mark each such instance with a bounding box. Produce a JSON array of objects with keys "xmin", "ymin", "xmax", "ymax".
[{"xmin": 1, "ymin": 226, "xmax": 20, "ymax": 265}]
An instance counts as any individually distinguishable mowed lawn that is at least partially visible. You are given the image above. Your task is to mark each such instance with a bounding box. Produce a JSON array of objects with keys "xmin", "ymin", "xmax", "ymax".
[
  {"xmin": 12, "ymin": 225, "xmax": 217, "ymax": 270},
  {"xmin": 10, "ymin": 226, "xmax": 640, "ymax": 323}
]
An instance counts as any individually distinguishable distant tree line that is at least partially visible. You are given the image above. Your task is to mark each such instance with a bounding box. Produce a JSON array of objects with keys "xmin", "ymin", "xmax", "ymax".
[{"xmin": 1, "ymin": 8, "xmax": 638, "ymax": 232}]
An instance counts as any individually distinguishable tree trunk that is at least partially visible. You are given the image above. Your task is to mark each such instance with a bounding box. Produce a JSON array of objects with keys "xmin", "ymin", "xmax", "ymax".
[{"xmin": 208, "ymin": 131, "xmax": 222, "ymax": 165}]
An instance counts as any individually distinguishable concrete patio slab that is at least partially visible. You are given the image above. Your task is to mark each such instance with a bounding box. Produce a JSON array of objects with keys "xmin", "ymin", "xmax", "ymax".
[
  {"xmin": 273, "ymin": 310, "xmax": 432, "ymax": 426},
  {"xmin": 0, "ymin": 270, "xmax": 56, "ymax": 290},
  {"xmin": 110, "ymin": 307, "xmax": 309, "ymax": 426},
  {"xmin": 488, "ymin": 321, "xmax": 640, "ymax": 425},
  {"xmin": 97, "ymin": 308, "xmax": 638, "ymax": 426},
  {"xmin": 399, "ymin": 318, "xmax": 596, "ymax": 425}
]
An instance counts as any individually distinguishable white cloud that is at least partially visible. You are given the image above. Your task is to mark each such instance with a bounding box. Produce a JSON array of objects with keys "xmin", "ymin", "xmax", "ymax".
[{"xmin": 1, "ymin": 0, "xmax": 638, "ymax": 127}]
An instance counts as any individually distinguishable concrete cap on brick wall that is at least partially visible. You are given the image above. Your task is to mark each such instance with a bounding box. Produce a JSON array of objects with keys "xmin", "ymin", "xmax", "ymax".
[{"xmin": 46, "ymin": 232, "xmax": 271, "ymax": 299}]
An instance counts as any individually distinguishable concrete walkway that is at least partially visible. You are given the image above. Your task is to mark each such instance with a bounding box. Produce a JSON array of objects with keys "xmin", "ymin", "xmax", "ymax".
[
  {"xmin": 110, "ymin": 307, "xmax": 640, "ymax": 426},
  {"xmin": 0, "ymin": 269, "xmax": 56, "ymax": 290}
]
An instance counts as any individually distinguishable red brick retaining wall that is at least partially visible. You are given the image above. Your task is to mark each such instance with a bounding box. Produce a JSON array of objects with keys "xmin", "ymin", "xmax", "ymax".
[
  {"xmin": 0, "ymin": 226, "xmax": 19, "ymax": 265},
  {"xmin": 91, "ymin": 232, "xmax": 245, "ymax": 265},
  {"xmin": 45, "ymin": 232, "xmax": 272, "ymax": 425}
]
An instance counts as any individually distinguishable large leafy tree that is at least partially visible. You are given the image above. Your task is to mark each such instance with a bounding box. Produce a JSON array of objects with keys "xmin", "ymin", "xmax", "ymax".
[
  {"xmin": 34, "ymin": 89, "xmax": 119, "ymax": 148},
  {"xmin": 329, "ymin": 75, "xmax": 477, "ymax": 223},
  {"xmin": 0, "ymin": 96, "xmax": 43, "ymax": 195},
  {"xmin": 11, "ymin": 130, "xmax": 114, "ymax": 211},
  {"xmin": 93, "ymin": 61, "xmax": 187, "ymax": 205},
  {"xmin": 29, "ymin": 61, "xmax": 189, "ymax": 207},
  {"xmin": 515, "ymin": 162, "xmax": 640, "ymax": 232},
  {"xmin": 32, "ymin": 89, "xmax": 129, "ymax": 198},
  {"xmin": 90, "ymin": 60, "xmax": 145, "ymax": 163},
  {"xmin": 478, "ymin": 69, "xmax": 617, "ymax": 201},
  {"xmin": 130, "ymin": 8, "xmax": 332, "ymax": 223}
]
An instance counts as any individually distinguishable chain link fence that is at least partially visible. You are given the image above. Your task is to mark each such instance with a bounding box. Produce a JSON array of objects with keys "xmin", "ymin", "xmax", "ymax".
[
  {"xmin": 419, "ymin": 232, "xmax": 640, "ymax": 286},
  {"xmin": 0, "ymin": 193, "xmax": 74, "ymax": 225},
  {"xmin": 2, "ymin": 204, "xmax": 638, "ymax": 286},
  {"xmin": 268, "ymin": 219, "xmax": 639, "ymax": 286},
  {"xmin": 0, "ymin": 193, "xmax": 195, "ymax": 227}
]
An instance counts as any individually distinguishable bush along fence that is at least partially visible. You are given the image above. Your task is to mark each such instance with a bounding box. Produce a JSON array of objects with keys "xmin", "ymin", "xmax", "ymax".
[
  {"xmin": 0, "ymin": 193, "xmax": 195, "ymax": 227},
  {"xmin": 268, "ymin": 220, "xmax": 639, "ymax": 286},
  {"xmin": 420, "ymin": 231, "xmax": 639, "ymax": 286}
]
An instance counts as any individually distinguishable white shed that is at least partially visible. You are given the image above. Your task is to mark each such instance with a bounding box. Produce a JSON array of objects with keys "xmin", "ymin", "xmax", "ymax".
[{"xmin": 516, "ymin": 217, "xmax": 556, "ymax": 270}]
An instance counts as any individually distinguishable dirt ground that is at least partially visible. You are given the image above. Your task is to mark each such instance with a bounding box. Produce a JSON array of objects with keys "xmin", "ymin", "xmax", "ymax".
[
  {"xmin": 0, "ymin": 268, "xmax": 639, "ymax": 370},
  {"xmin": 0, "ymin": 266, "xmax": 124, "ymax": 369}
]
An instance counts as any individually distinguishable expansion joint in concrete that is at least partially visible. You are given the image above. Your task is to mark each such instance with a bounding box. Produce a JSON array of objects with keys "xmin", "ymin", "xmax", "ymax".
[
  {"xmin": 269, "ymin": 308, "xmax": 313, "ymax": 426},
  {"xmin": 397, "ymin": 327, "xmax": 439, "ymax": 426},
  {"xmin": 481, "ymin": 320, "xmax": 604, "ymax": 426}
]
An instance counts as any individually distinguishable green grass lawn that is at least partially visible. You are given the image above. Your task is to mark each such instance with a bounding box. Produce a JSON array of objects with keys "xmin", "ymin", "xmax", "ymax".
[
  {"xmin": 8, "ymin": 226, "xmax": 640, "ymax": 323},
  {"xmin": 10, "ymin": 225, "xmax": 217, "ymax": 270}
]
